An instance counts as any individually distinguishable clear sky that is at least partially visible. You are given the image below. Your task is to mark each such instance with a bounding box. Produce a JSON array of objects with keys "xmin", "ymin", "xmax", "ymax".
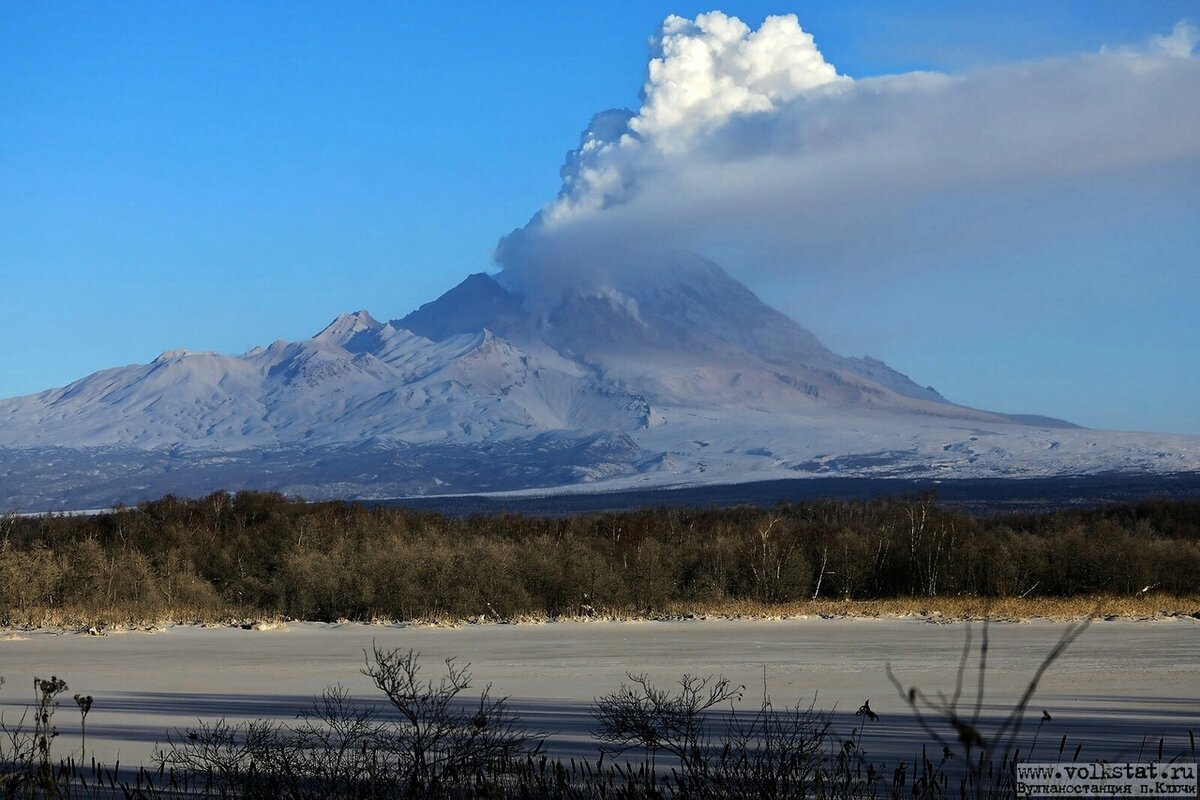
[{"xmin": 2, "ymin": 2, "xmax": 1197, "ymax": 434}]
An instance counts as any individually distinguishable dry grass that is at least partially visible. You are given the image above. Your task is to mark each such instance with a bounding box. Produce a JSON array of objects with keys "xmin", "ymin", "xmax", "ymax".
[
  {"xmin": 0, "ymin": 605, "xmax": 281, "ymax": 632},
  {"xmin": 2, "ymin": 593, "xmax": 1198, "ymax": 633},
  {"xmin": 649, "ymin": 593, "xmax": 1200, "ymax": 622}
]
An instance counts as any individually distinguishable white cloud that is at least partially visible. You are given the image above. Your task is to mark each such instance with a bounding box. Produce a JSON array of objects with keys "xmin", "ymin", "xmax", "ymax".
[
  {"xmin": 1150, "ymin": 20, "xmax": 1198, "ymax": 58},
  {"xmin": 633, "ymin": 12, "xmax": 843, "ymax": 144},
  {"xmin": 497, "ymin": 13, "xmax": 1200, "ymax": 292},
  {"xmin": 544, "ymin": 12, "xmax": 844, "ymax": 223}
]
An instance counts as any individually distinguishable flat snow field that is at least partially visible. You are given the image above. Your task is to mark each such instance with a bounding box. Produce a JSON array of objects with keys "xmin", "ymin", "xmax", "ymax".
[{"xmin": 2, "ymin": 617, "xmax": 1198, "ymax": 769}]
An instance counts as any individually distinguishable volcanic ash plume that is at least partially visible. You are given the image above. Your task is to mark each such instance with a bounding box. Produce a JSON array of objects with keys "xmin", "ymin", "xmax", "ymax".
[{"xmin": 495, "ymin": 12, "xmax": 1200, "ymax": 297}]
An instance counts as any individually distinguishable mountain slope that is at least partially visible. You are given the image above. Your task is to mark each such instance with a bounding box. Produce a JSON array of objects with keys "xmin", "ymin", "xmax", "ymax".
[
  {"xmin": 401, "ymin": 256, "xmax": 949, "ymax": 405},
  {"xmin": 1, "ymin": 256, "xmax": 1195, "ymax": 509},
  {"xmin": 0, "ymin": 326, "xmax": 652, "ymax": 450}
]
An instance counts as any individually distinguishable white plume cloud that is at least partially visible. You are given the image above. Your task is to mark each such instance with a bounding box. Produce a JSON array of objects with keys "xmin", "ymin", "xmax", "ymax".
[
  {"xmin": 1150, "ymin": 20, "xmax": 1198, "ymax": 58},
  {"xmin": 544, "ymin": 12, "xmax": 844, "ymax": 223},
  {"xmin": 633, "ymin": 12, "xmax": 843, "ymax": 144},
  {"xmin": 497, "ymin": 12, "xmax": 1200, "ymax": 292}
]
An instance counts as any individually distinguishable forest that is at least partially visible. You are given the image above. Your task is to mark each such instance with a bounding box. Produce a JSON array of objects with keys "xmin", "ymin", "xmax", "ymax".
[{"xmin": 1, "ymin": 492, "xmax": 1198, "ymax": 625}]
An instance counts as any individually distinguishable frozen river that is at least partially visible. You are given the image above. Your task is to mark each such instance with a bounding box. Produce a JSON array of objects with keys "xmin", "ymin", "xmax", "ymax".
[{"xmin": 2, "ymin": 617, "xmax": 1197, "ymax": 769}]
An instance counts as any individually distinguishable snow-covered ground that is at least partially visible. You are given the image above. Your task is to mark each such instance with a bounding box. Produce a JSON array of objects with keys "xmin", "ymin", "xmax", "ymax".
[
  {"xmin": 1, "ymin": 618, "xmax": 1196, "ymax": 769},
  {"xmin": 3, "ymin": 407, "xmax": 1197, "ymax": 510}
]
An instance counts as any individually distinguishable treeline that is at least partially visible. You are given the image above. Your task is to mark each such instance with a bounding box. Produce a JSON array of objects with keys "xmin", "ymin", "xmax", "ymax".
[{"xmin": 1, "ymin": 492, "xmax": 1198, "ymax": 623}]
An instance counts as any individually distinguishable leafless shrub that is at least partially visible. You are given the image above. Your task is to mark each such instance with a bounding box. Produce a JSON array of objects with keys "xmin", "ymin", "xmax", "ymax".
[
  {"xmin": 593, "ymin": 673, "xmax": 742, "ymax": 774},
  {"xmin": 361, "ymin": 644, "xmax": 540, "ymax": 791},
  {"xmin": 0, "ymin": 671, "xmax": 100, "ymax": 798},
  {"xmin": 157, "ymin": 717, "xmax": 284, "ymax": 784},
  {"xmin": 886, "ymin": 618, "xmax": 1092, "ymax": 800},
  {"xmin": 593, "ymin": 671, "xmax": 844, "ymax": 798},
  {"xmin": 153, "ymin": 646, "xmax": 539, "ymax": 797}
]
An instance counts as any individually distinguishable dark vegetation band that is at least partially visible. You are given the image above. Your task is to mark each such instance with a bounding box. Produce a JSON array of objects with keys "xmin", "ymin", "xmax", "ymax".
[{"xmin": 2, "ymin": 493, "xmax": 1198, "ymax": 623}]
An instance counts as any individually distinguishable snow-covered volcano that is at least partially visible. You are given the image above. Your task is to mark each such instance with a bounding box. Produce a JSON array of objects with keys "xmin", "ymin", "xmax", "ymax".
[{"xmin": 2, "ymin": 256, "xmax": 1196, "ymax": 509}]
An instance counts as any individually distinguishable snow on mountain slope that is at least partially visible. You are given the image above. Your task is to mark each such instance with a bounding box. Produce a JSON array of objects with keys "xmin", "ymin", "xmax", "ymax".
[
  {"xmin": 498, "ymin": 254, "xmax": 950, "ymax": 404},
  {"xmin": 1, "ymin": 255, "xmax": 1196, "ymax": 508},
  {"xmin": 0, "ymin": 351, "xmax": 269, "ymax": 448},
  {"xmin": 0, "ymin": 322, "xmax": 650, "ymax": 450}
]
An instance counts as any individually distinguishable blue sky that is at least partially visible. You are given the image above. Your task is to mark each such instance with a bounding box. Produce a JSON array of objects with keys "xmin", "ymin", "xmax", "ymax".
[{"xmin": 1, "ymin": 2, "xmax": 1197, "ymax": 434}]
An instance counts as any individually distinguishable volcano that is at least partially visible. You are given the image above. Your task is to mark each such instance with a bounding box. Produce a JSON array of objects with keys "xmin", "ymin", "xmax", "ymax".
[{"xmin": 1, "ymin": 255, "xmax": 1196, "ymax": 509}]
